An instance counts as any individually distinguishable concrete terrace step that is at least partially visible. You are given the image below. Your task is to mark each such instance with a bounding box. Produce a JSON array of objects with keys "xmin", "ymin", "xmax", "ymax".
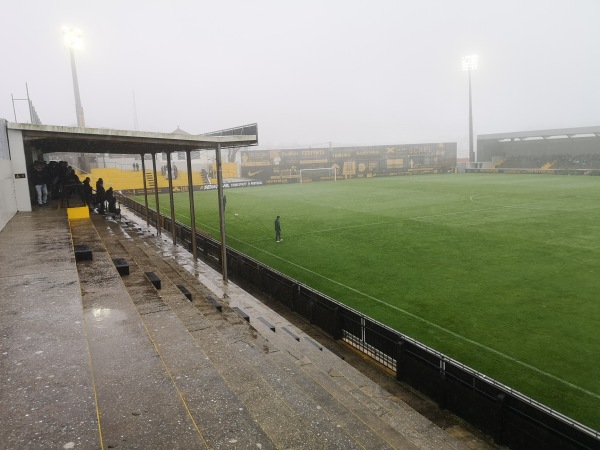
[
  {"xmin": 144, "ymin": 232, "xmax": 466, "ymax": 450},
  {"xmin": 228, "ymin": 296, "xmax": 466, "ymax": 450},
  {"xmin": 103, "ymin": 212, "xmax": 473, "ymax": 449},
  {"xmin": 142, "ymin": 287, "xmax": 403, "ymax": 447},
  {"xmin": 95, "ymin": 216, "xmax": 380, "ymax": 449},
  {"xmin": 89, "ymin": 168, "xmax": 207, "ymax": 191},
  {"xmin": 87, "ymin": 218, "xmax": 277, "ymax": 449},
  {"xmin": 70, "ymin": 218, "xmax": 208, "ymax": 449}
]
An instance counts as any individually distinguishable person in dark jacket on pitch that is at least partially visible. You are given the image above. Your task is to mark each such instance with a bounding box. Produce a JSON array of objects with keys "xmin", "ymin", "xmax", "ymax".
[{"xmin": 275, "ymin": 215, "xmax": 282, "ymax": 242}]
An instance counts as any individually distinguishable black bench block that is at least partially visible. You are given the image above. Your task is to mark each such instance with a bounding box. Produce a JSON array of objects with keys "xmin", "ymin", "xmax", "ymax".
[
  {"xmin": 74, "ymin": 244, "xmax": 92, "ymax": 261},
  {"xmin": 232, "ymin": 306, "xmax": 249, "ymax": 322},
  {"xmin": 145, "ymin": 271, "xmax": 161, "ymax": 289},
  {"xmin": 331, "ymin": 350, "xmax": 346, "ymax": 360},
  {"xmin": 177, "ymin": 284, "xmax": 192, "ymax": 301},
  {"xmin": 282, "ymin": 327, "xmax": 300, "ymax": 342},
  {"xmin": 112, "ymin": 258, "xmax": 129, "ymax": 276},
  {"xmin": 206, "ymin": 295, "xmax": 222, "ymax": 312},
  {"xmin": 257, "ymin": 317, "xmax": 275, "ymax": 332},
  {"xmin": 305, "ymin": 337, "xmax": 323, "ymax": 351}
]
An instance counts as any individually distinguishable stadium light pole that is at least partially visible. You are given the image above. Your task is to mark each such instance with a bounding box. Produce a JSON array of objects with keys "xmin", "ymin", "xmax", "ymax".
[
  {"xmin": 462, "ymin": 55, "xmax": 478, "ymax": 163},
  {"xmin": 63, "ymin": 26, "xmax": 86, "ymax": 128}
]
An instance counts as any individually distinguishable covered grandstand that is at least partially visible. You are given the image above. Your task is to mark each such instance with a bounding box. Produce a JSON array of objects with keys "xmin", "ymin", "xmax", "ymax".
[
  {"xmin": 1, "ymin": 121, "xmax": 258, "ymax": 273},
  {"xmin": 240, "ymin": 142, "xmax": 457, "ymax": 184},
  {"xmin": 476, "ymin": 126, "xmax": 600, "ymax": 173}
]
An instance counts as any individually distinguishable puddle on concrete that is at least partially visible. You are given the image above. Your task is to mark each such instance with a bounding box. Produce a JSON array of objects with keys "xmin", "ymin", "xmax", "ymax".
[{"xmin": 91, "ymin": 308, "xmax": 128, "ymax": 322}]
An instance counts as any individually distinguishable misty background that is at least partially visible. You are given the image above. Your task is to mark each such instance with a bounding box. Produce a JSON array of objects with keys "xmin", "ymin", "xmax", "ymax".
[{"xmin": 1, "ymin": 0, "xmax": 599, "ymax": 157}]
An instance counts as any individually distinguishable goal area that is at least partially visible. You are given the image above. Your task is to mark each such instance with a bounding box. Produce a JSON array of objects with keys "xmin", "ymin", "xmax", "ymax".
[{"xmin": 299, "ymin": 167, "xmax": 337, "ymax": 183}]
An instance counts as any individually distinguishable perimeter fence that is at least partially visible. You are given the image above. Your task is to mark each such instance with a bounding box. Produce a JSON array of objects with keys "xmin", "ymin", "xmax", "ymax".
[{"xmin": 119, "ymin": 194, "xmax": 599, "ymax": 450}]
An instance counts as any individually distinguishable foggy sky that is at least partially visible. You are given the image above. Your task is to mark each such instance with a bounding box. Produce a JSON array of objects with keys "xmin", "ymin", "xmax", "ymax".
[{"xmin": 1, "ymin": 0, "xmax": 599, "ymax": 156}]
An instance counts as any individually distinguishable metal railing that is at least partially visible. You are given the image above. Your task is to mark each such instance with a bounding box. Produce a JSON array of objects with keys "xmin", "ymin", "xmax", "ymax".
[{"xmin": 118, "ymin": 194, "xmax": 600, "ymax": 450}]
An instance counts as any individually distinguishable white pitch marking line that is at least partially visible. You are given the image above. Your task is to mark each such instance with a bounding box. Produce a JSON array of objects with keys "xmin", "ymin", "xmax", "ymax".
[{"xmin": 469, "ymin": 192, "xmax": 600, "ymax": 211}]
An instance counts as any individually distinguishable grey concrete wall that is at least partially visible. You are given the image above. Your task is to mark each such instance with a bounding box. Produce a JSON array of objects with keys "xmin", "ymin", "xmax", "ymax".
[
  {"xmin": 0, "ymin": 120, "xmax": 17, "ymax": 231},
  {"xmin": 7, "ymin": 129, "xmax": 32, "ymax": 212},
  {"xmin": 0, "ymin": 160, "xmax": 17, "ymax": 231}
]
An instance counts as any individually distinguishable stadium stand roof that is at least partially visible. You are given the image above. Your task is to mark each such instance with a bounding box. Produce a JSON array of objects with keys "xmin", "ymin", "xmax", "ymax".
[
  {"xmin": 170, "ymin": 126, "xmax": 191, "ymax": 135},
  {"xmin": 478, "ymin": 125, "xmax": 600, "ymax": 141},
  {"xmin": 7, "ymin": 122, "xmax": 258, "ymax": 155}
]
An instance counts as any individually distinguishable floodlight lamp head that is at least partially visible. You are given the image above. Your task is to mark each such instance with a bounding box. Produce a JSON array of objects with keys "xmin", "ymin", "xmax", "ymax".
[
  {"xmin": 63, "ymin": 26, "xmax": 84, "ymax": 50},
  {"xmin": 462, "ymin": 54, "xmax": 478, "ymax": 71}
]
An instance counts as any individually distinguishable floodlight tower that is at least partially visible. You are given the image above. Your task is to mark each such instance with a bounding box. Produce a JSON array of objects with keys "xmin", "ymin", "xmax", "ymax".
[
  {"xmin": 462, "ymin": 55, "xmax": 478, "ymax": 163},
  {"xmin": 63, "ymin": 26, "xmax": 86, "ymax": 127}
]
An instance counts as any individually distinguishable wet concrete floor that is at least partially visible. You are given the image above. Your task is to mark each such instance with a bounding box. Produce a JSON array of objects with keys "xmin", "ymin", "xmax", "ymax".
[{"xmin": 0, "ymin": 210, "xmax": 99, "ymax": 449}]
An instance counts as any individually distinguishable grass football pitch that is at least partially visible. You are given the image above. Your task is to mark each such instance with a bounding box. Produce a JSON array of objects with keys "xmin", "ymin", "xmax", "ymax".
[{"xmin": 138, "ymin": 173, "xmax": 600, "ymax": 430}]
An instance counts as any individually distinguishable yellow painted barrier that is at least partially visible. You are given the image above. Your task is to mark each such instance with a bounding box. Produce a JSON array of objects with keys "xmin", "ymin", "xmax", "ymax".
[{"xmin": 67, "ymin": 206, "xmax": 90, "ymax": 220}]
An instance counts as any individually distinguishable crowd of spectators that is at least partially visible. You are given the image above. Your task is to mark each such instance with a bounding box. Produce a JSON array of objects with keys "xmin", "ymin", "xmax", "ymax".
[
  {"xmin": 161, "ymin": 163, "xmax": 178, "ymax": 179},
  {"xmin": 88, "ymin": 177, "xmax": 120, "ymax": 215},
  {"xmin": 29, "ymin": 160, "xmax": 120, "ymax": 215},
  {"xmin": 549, "ymin": 154, "xmax": 600, "ymax": 170},
  {"xmin": 30, "ymin": 160, "xmax": 80, "ymax": 207}
]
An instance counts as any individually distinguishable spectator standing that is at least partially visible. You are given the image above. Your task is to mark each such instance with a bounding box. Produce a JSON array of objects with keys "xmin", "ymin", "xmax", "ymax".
[
  {"xmin": 47, "ymin": 161, "xmax": 60, "ymax": 199},
  {"xmin": 62, "ymin": 169, "xmax": 81, "ymax": 205},
  {"xmin": 55, "ymin": 161, "xmax": 71, "ymax": 199},
  {"xmin": 31, "ymin": 161, "xmax": 48, "ymax": 206},
  {"xmin": 106, "ymin": 187, "xmax": 120, "ymax": 215},
  {"xmin": 67, "ymin": 168, "xmax": 80, "ymax": 185},
  {"xmin": 95, "ymin": 178, "xmax": 106, "ymax": 214},
  {"xmin": 81, "ymin": 177, "xmax": 93, "ymax": 208},
  {"xmin": 275, "ymin": 215, "xmax": 282, "ymax": 242}
]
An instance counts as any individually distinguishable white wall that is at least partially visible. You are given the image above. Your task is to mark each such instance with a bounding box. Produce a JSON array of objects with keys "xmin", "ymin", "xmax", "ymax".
[
  {"xmin": 0, "ymin": 160, "xmax": 17, "ymax": 231},
  {"xmin": 0, "ymin": 120, "xmax": 17, "ymax": 231},
  {"xmin": 7, "ymin": 129, "xmax": 31, "ymax": 212}
]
